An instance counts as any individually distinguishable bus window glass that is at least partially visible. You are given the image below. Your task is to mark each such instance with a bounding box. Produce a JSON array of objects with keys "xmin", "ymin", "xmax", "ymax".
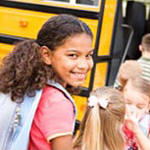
[
  {"xmin": 42, "ymin": 0, "xmax": 100, "ymax": 6},
  {"xmin": 76, "ymin": 0, "xmax": 99, "ymax": 6}
]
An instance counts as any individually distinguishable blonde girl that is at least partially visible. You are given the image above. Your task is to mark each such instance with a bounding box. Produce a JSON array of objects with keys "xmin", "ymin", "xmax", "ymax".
[
  {"xmin": 123, "ymin": 77, "xmax": 150, "ymax": 150},
  {"xmin": 73, "ymin": 86, "xmax": 125, "ymax": 150}
]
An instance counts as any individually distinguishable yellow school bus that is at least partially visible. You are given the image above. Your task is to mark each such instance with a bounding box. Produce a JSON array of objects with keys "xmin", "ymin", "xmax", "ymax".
[{"xmin": 0, "ymin": 0, "xmax": 150, "ymax": 128}]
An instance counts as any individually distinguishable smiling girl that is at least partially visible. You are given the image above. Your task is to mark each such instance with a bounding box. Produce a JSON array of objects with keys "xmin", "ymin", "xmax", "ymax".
[{"xmin": 0, "ymin": 14, "xmax": 93, "ymax": 150}]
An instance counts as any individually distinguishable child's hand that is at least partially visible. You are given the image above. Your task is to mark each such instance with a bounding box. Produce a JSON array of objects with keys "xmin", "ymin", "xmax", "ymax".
[{"xmin": 124, "ymin": 105, "xmax": 140, "ymax": 134}]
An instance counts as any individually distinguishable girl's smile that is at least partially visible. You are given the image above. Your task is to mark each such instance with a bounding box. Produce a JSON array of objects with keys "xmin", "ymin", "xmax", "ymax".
[{"xmin": 70, "ymin": 71, "xmax": 87, "ymax": 81}]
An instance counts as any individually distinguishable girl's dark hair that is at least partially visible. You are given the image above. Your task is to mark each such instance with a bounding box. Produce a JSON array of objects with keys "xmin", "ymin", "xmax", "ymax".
[
  {"xmin": 36, "ymin": 14, "xmax": 93, "ymax": 50},
  {"xmin": 0, "ymin": 14, "xmax": 93, "ymax": 102}
]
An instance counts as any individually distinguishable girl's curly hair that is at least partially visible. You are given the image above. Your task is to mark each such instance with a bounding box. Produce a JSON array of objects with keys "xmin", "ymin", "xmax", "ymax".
[
  {"xmin": 0, "ymin": 14, "xmax": 93, "ymax": 102},
  {"xmin": 0, "ymin": 40, "xmax": 56, "ymax": 101}
]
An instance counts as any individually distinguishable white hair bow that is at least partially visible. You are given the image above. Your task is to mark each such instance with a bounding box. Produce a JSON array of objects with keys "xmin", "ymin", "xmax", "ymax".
[{"xmin": 88, "ymin": 95, "xmax": 108, "ymax": 109}]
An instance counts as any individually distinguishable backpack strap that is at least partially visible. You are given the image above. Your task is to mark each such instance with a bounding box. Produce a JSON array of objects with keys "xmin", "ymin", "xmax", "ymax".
[
  {"xmin": 0, "ymin": 93, "xmax": 18, "ymax": 150},
  {"xmin": 10, "ymin": 90, "xmax": 43, "ymax": 150}
]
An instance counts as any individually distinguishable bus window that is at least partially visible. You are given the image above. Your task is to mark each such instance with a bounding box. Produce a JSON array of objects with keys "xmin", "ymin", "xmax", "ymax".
[{"xmin": 42, "ymin": 0, "xmax": 99, "ymax": 6}]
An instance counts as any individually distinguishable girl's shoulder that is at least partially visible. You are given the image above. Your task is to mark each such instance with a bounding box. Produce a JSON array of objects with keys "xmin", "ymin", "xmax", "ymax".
[
  {"xmin": 41, "ymin": 85, "xmax": 69, "ymax": 104},
  {"xmin": 40, "ymin": 80, "xmax": 77, "ymax": 115},
  {"xmin": 43, "ymin": 86, "xmax": 65, "ymax": 97},
  {"xmin": 36, "ymin": 85, "xmax": 75, "ymax": 121},
  {"xmin": 40, "ymin": 85, "xmax": 75, "ymax": 109}
]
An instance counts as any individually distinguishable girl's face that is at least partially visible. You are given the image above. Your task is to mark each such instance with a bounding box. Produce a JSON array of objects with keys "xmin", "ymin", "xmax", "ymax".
[
  {"xmin": 123, "ymin": 83, "xmax": 150, "ymax": 121},
  {"xmin": 44, "ymin": 33, "xmax": 93, "ymax": 87}
]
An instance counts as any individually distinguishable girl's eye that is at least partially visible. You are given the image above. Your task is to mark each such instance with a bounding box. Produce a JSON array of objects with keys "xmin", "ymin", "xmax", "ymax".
[
  {"xmin": 126, "ymin": 103, "xmax": 131, "ymax": 105},
  {"xmin": 137, "ymin": 105, "xmax": 144, "ymax": 109},
  {"xmin": 68, "ymin": 54, "xmax": 77, "ymax": 58},
  {"xmin": 86, "ymin": 54, "xmax": 93, "ymax": 58}
]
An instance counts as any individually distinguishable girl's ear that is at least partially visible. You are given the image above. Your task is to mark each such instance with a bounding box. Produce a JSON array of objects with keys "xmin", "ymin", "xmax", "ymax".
[{"xmin": 40, "ymin": 46, "xmax": 52, "ymax": 65}]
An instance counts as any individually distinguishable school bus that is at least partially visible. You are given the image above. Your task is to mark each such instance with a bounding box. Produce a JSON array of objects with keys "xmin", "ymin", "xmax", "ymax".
[{"xmin": 0, "ymin": 0, "xmax": 150, "ymax": 126}]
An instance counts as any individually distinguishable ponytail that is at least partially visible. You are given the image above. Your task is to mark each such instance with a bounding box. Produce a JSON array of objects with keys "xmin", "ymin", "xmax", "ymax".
[
  {"xmin": 73, "ymin": 105, "xmax": 102, "ymax": 150},
  {"xmin": 73, "ymin": 87, "xmax": 125, "ymax": 150},
  {"xmin": 82, "ymin": 105, "xmax": 101, "ymax": 150}
]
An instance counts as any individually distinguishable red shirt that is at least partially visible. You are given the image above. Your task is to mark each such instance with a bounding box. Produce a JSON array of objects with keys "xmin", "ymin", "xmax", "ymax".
[
  {"xmin": 28, "ymin": 86, "xmax": 75, "ymax": 150},
  {"xmin": 123, "ymin": 125, "xmax": 138, "ymax": 150}
]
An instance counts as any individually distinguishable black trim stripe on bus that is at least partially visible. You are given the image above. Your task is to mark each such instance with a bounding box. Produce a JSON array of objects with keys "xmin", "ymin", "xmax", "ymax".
[
  {"xmin": 0, "ymin": 34, "xmax": 113, "ymax": 62},
  {"xmin": 0, "ymin": 0, "xmax": 99, "ymax": 19},
  {"xmin": 105, "ymin": 0, "xmax": 121, "ymax": 86},
  {"xmin": 0, "ymin": 34, "xmax": 26, "ymax": 44},
  {"xmin": 77, "ymin": 87, "xmax": 89, "ymax": 97},
  {"xmin": 88, "ymin": 0, "xmax": 106, "ymax": 93}
]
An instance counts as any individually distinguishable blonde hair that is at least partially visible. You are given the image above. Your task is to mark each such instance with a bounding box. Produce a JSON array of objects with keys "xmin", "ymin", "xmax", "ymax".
[
  {"xmin": 125, "ymin": 76, "xmax": 150, "ymax": 98},
  {"xmin": 117, "ymin": 60, "xmax": 142, "ymax": 88},
  {"xmin": 73, "ymin": 86, "xmax": 125, "ymax": 150}
]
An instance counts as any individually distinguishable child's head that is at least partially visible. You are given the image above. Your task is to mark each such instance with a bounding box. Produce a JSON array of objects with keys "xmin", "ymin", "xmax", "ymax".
[
  {"xmin": 123, "ymin": 76, "xmax": 150, "ymax": 121},
  {"xmin": 37, "ymin": 14, "xmax": 93, "ymax": 87},
  {"xmin": 139, "ymin": 33, "xmax": 150, "ymax": 55},
  {"xmin": 0, "ymin": 14, "xmax": 93, "ymax": 101},
  {"xmin": 117, "ymin": 60, "xmax": 141, "ymax": 89},
  {"xmin": 74, "ymin": 87, "xmax": 125, "ymax": 150}
]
